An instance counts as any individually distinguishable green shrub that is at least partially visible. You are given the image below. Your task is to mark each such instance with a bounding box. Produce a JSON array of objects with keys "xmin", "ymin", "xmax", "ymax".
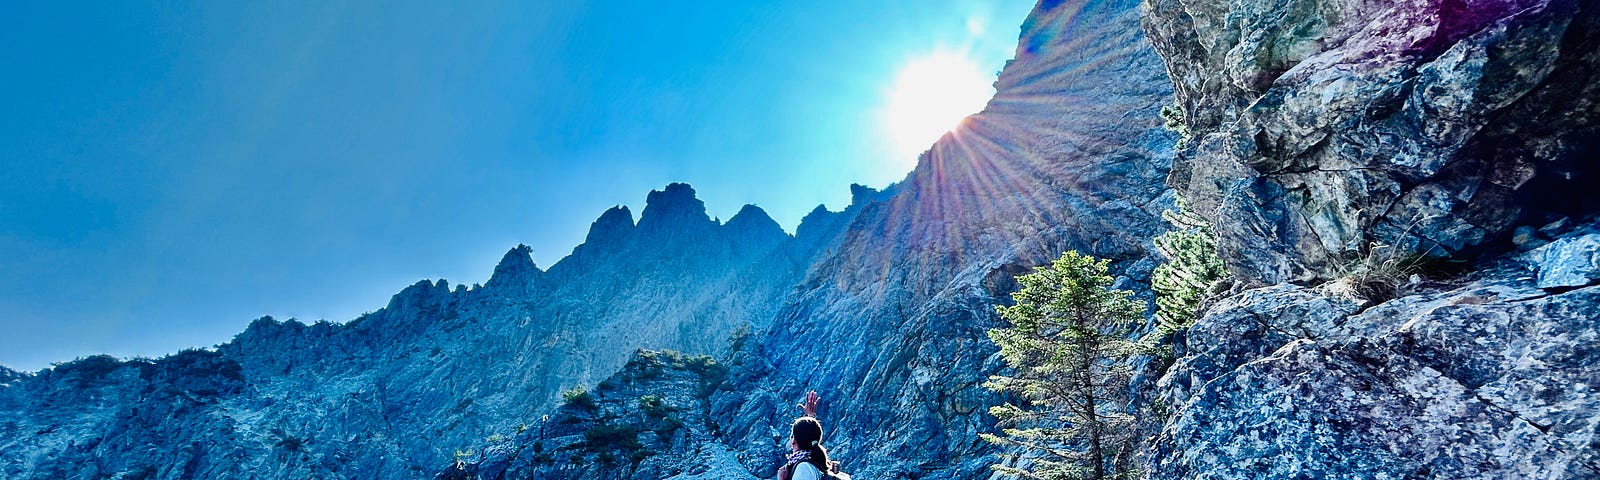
[
  {"xmin": 684, "ymin": 355, "xmax": 728, "ymax": 396},
  {"xmin": 638, "ymin": 394, "xmax": 669, "ymax": 418},
  {"xmin": 652, "ymin": 415, "xmax": 684, "ymax": 437},
  {"xmin": 561, "ymin": 386, "xmax": 596, "ymax": 411},
  {"xmin": 582, "ymin": 424, "xmax": 648, "ymax": 463}
]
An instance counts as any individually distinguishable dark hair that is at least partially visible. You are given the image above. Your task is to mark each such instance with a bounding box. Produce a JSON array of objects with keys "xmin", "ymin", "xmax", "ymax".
[{"xmin": 791, "ymin": 416, "xmax": 830, "ymax": 473}]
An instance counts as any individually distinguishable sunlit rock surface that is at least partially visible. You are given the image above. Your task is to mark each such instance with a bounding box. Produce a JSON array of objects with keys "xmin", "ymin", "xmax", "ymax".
[
  {"xmin": 1141, "ymin": 0, "xmax": 1600, "ymax": 478},
  {"xmin": 1145, "ymin": 0, "xmax": 1600, "ymax": 283},
  {"xmin": 1152, "ymin": 248, "xmax": 1600, "ymax": 478}
]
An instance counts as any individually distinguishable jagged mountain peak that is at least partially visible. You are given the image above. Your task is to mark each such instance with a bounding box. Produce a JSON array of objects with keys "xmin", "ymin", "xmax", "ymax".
[
  {"xmin": 486, "ymin": 244, "xmax": 542, "ymax": 290},
  {"xmin": 386, "ymin": 279, "xmax": 452, "ymax": 311},
  {"xmin": 241, "ymin": 315, "xmax": 296, "ymax": 333},
  {"xmin": 585, "ymin": 205, "xmax": 636, "ymax": 244},
  {"xmin": 637, "ymin": 182, "xmax": 713, "ymax": 232},
  {"xmin": 724, "ymin": 204, "xmax": 784, "ymax": 236}
]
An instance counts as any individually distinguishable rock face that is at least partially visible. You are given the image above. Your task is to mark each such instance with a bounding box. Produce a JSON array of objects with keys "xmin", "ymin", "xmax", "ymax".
[
  {"xmin": 1139, "ymin": 0, "xmax": 1600, "ymax": 478},
  {"xmin": 1144, "ymin": 0, "xmax": 1600, "ymax": 283},
  {"xmin": 1531, "ymin": 230, "xmax": 1600, "ymax": 289},
  {"xmin": 1151, "ymin": 258, "xmax": 1600, "ymax": 478},
  {"xmin": 440, "ymin": 350, "xmax": 753, "ymax": 480}
]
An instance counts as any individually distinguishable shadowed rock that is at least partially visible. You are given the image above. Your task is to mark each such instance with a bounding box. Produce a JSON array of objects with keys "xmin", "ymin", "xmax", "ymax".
[{"xmin": 1145, "ymin": 0, "xmax": 1600, "ymax": 283}]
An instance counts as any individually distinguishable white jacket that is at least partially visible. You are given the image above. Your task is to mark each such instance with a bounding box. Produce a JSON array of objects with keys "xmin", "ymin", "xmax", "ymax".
[{"xmin": 790, "ymin": 462, "xmax": 822, "ymax": 480}]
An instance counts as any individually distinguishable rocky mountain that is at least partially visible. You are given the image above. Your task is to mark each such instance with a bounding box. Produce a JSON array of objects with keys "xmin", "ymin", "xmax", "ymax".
[
  {"xmin": 448, "ymin": 0, "xmax": 1179, "ymax": 476},
  {"xmin": 0, "ymin": 181, "xmax": 841, "ymax": 478},
  {"xmin": 4, "ymin": 0, "xmax": 1598, "ymax": 479}
]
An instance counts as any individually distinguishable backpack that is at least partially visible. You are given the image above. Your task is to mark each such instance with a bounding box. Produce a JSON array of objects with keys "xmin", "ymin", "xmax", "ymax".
[{"xmin": 785, "ymin": 460, "xmax": 852, "ymax": 480}]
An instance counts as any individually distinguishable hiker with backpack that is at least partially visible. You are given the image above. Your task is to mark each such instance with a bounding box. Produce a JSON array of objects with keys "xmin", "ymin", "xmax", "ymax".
[{"xmin": 778, "ymin": 390, "xmax": 850, "ymax": 480}]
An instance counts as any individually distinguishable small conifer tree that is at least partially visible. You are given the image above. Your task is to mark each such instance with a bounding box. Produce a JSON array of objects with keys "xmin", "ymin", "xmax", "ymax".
[
  {"xmin": 983, "ymin": 251, "xmax": 1144, "ymax": 480},
  {"xmin": 1150, "ymin": 197, "xmax": 1225, "ymax": 337}
]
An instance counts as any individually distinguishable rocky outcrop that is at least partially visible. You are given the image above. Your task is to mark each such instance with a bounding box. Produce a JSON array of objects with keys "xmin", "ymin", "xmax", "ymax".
[
  {"xmin": 1140, "ymin": 0, "xmax": 1600, "ymax": 478},
  {"xmin": 1531, "ymin": 229, "xmax": 1600, "ymax": 289},
  {"xmin": 484, "ymin": 244, "xmax": 542, "ymax": 293},
  {"xmin": 1151, "ymin": 247, "xmax": 1600, "ymax": 478},
  {"xmin": 1144, "ymin": 0, "xmax": 1600, "ymax": 283},
  {"xmin": 441, "ymin": 350, "xmax": 752, "ymax": 480},
  {"xmin": 0, "ymin": 366, "xmax": 24, "ymax": 387}
]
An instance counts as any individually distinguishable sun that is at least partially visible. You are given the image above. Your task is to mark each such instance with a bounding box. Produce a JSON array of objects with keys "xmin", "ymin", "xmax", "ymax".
[{"xmin": 883, "ymin": 51, "xmax": 994, "ymax": 165}]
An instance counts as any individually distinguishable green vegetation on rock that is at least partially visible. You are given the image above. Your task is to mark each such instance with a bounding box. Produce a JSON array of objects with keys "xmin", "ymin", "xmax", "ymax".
[{"xmin": 561, "ymin": 385, "xmax": 596, "ymax": 411}]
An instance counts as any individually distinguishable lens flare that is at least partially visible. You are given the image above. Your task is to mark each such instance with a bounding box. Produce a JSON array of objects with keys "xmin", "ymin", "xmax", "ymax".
[{"xmin": 883, "ymin": 51, "xmax": 994, "ymax": 166}]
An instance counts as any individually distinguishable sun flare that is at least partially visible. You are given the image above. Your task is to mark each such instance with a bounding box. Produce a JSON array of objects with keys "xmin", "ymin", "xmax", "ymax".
[{"xmin": 883, "ymin": 51, "xmax": 995, "ymax": 164}]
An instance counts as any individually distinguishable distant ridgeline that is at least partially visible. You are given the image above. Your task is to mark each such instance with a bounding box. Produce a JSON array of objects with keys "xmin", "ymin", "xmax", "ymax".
[{"xmin": 4, "ymin": 0, "xmax": 1598, "ymax": 478}]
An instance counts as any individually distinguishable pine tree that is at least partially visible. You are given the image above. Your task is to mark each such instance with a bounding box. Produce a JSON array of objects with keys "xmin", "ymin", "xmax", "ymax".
[
  {"xmin": 982, "ymin": 251, "xmax": 1144, "ymax": 480},
  {"xmin": 1150, "ymin": 196, "xmax": 1225, "ymax": 337}
]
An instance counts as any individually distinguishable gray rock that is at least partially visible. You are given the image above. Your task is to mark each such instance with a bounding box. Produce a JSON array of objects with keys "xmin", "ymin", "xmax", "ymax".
[
  {"xmin": 484, "ymin": 244, "xmax": 542, "ymax": 294},
  {"xmin": 441, "ymin": 350, "xmax": 755, "ymax": 480},
  {"xmin": 1157, "ymin": 284, "xmax": 1361, "ymax": 407},
  {"xmin": 1531, "ymin": 232, "xmax": 1600, "ymax": 289},
  {"xmin": 1144, "ymin": 0, "xmax": 1600, "ymax": 283},
  {"xmin": 1151, "ymin": 261, "xmax": 1600, "ymax": 479}
]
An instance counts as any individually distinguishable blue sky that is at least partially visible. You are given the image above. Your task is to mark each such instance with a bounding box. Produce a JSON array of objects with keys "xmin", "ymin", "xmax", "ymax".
[{"xmin": 0, "ymin": 1, "xmax": 1032, "ymax": 371}]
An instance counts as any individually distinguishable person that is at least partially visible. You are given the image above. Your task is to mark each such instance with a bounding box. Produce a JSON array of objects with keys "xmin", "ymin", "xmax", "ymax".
[{"xmin": 777, "ymin": 391, "xmax": 849, "ymax": 480}]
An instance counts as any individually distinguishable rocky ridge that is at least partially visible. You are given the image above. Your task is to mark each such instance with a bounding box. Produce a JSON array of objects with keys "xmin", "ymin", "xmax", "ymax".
[{"xmin": 0, "ymin": 182, "xmax": 839, "ymax": 478}]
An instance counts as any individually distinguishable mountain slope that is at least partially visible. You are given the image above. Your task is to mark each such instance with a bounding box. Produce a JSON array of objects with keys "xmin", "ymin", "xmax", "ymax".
[{"xmin": 441, "ymin": 0, "xmax": 1179, "ymax": 478}]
